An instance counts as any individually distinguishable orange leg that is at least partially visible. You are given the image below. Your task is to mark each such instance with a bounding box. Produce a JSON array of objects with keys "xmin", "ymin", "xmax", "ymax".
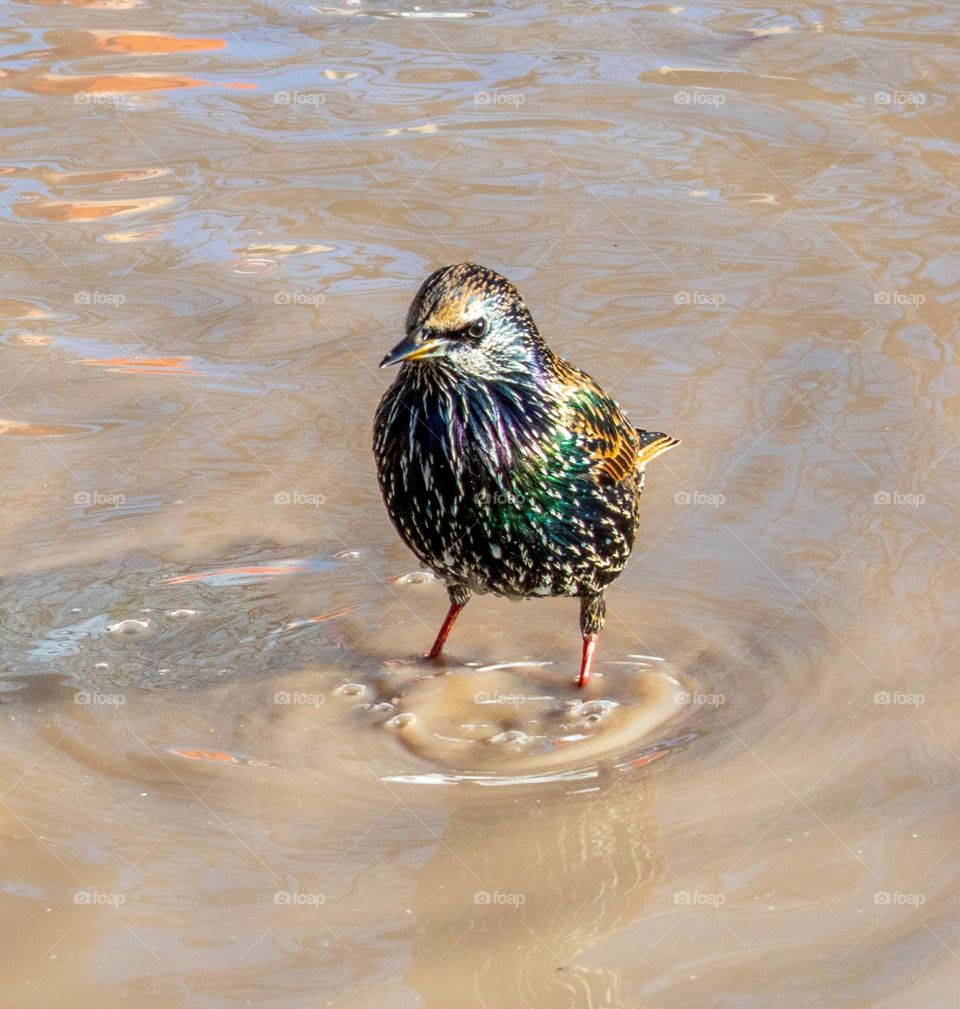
[
  {"xmin": 578, "ymin": 633, "xmax": 598, "ymax": 688},
  {"xmin": 426, "ymin": 602, "xmax": 464, "ymax": 659}
]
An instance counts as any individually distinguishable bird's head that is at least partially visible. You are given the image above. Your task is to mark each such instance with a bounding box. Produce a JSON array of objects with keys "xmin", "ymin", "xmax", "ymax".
[{"xmin": 380, "ymin": 263, "xmax": 547, "ymax": 382}]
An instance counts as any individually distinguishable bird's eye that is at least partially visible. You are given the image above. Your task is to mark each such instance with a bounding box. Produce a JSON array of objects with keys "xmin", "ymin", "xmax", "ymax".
[{"xmin": 468, "ymin": 318, "xmax": 487, "ymax": 338}]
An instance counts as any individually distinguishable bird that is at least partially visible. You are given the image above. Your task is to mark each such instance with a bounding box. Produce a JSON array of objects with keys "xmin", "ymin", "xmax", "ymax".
[{"xmin": 373, "ymin": 263, "xmax": 677, "ymax": 688}]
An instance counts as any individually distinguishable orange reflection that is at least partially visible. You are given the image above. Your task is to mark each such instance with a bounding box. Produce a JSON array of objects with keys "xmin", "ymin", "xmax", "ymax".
[
  {"xmin": 0, "ymin": 419, "xmax": 86, "ymax": 437},
  {"xmin": 45, "ymin": 167, "xmax": 168, "ymax": 185},
  {"xmin": 165, "ymin": 748, "xmax": 277, "ymax": 768},
  {"xmin": 28, "ymin": 1, "xmax": 145, "ymax": 8},
  {"xmin": 26, "ymin": 73, "xmax": 254, "ymax": 95},
  {"xmin": 283, "ymin": 606, "xmax": 357, "ymax": 630},
  {"xmin": 82, "ymin": 355, "xmax": 196, "ymax": 374},
  {"xmin": 90, "ymin": 32, "xmax": 225, "ymax": 54},
  {"xmin": 169, "ymin": 748, "xmax": 237, "ymax": 763},
  {"xmin": 15, "ymin": 196, "xmax": 174, "ymax": 222},
  {"xmin": 163, "ymin": 564, "xmax": 309, "ymax": 585}
]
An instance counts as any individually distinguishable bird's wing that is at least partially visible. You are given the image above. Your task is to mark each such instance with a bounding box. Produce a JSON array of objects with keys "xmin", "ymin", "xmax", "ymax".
[
  {"xmin": 553, "ymin": 362, "xmax": 642, "ymax": 484},
  {"xmin": 554, "ymin": 360, "xmax": 678, "ymax": 484}
]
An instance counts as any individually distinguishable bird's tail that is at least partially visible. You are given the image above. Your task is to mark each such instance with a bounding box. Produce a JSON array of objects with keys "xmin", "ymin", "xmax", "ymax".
[{"xmin": 636, "ymin": 430, "xmax": 679, "ymax": 465}]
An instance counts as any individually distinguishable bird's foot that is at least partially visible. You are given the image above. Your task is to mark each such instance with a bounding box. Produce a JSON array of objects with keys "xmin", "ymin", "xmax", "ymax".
[{"xmin": 577, "ymin": 634, "xmax": 599, "ymax": 688}]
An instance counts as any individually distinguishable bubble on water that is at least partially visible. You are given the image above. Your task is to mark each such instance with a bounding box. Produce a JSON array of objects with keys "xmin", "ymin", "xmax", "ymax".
[
  {"xmin": 567, "ymin": 699, "xmax": 619, "ymax": 719},
  {"xmin": 386, "ymin": 712, "xmax": 415, "ymax": 730},
  {"xmin": 488, "ymin": 730, "xmax": 531, "ymax": 750},
  {"xmin": 94, "ymin": 662, "xmax": 109, "ymax": 670},
  {"xmin": 334, "ymin": 549, "xmax": 363, "ymax": 560},
  {"xmin": 233, "ymin": 257, "xmax": 277, "ymax": 275},
  {"xmin": 359, "ymin": 700, "xmax": 395, "ymax": 713},
  {"xmin": 391, "ymin": 571, "xmax": 437, "ymax": 585},
  {"xmin": 335, "ymin": 682, "xmax": 368, "ymax": 698},
  {"xmin": 8, "ymin": 332, "xmax": 55, "ymax": 347},
  {"xmin": 573, "ymin": 717, "xmax": 601, "ymax": 732},
  {"xmin": 105, "ymin": 618, "xmax": 152, "ymax": 638}
]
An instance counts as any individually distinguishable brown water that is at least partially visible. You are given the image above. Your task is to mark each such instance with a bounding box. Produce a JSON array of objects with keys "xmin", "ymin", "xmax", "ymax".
[{"xmin": 1, "ymin": 1, "xmax": 958, "ymax": 1006}]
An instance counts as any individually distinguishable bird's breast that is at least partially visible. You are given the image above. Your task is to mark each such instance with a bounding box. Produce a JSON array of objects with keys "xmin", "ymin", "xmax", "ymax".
[{"xmin": 374, "ymin": 375, "xmax": 640, "ymax": 597}]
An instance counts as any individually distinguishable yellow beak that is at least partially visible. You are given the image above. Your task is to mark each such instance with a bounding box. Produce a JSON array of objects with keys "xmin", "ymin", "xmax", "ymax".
[{"xmin": 379, "ymin": 332, "xmax": 447, "ymax": 368}]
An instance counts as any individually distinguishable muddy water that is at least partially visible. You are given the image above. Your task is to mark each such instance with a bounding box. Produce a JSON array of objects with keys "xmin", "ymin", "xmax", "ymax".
[{"xmin": 1, "ymin": 0, "xmax": 958, "ymax": 1006}]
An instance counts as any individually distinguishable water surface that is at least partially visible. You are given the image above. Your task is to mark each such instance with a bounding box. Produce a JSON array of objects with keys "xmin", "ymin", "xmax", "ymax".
[{"xmin": 1, "ymin": 1, "xmax": 958, "ymax": 1006}]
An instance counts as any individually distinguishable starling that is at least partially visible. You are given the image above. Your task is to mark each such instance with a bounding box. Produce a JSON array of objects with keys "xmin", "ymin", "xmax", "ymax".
[{"xmin": 373, "ymin": 264, "xmax": 678, "ymax": 688}]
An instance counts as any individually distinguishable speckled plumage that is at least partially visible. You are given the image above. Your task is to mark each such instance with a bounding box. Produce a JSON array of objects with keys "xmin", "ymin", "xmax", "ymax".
[{"xmin": 373, "ymin": 263, "xmax": 677, "ymax": 686}]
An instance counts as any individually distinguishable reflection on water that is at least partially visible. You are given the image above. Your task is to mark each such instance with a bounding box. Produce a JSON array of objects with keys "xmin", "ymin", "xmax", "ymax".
[
  {"xmin": 2, "ymin": 0, "xmax": 960, "ymax": 1005},
  {"xmin": 407, "ymin": 776, "xmax": 661, "ymax": 1009}
]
